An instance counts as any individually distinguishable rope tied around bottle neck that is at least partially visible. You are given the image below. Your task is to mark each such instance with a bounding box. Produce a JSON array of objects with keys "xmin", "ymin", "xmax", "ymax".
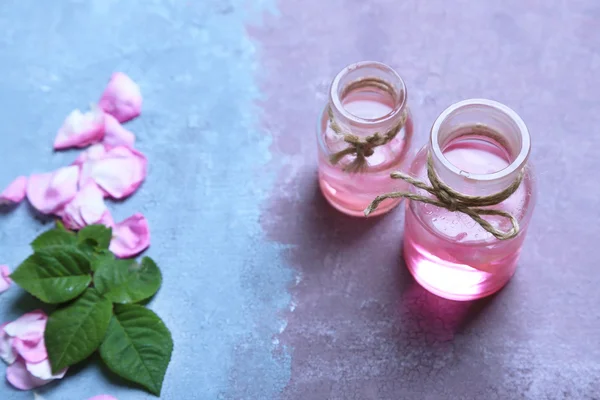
[
  {"xmin": 364, "ymin": 153, "xmax": 525, "ymax": 240},
  {"xmin": 328, "ymin": 78, "xmax": 408, "ymax": 173}
]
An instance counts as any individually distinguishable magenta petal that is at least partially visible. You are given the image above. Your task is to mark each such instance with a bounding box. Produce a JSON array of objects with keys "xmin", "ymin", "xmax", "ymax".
[
  {"xmin": 79, "ymin": 146, "xmax": 147, "ymax": 199},
  {"xmin": 27, "ymin": 166, "xmax": 80, "ymax": 214},
  {"xmin": 13, "ymin": 337, "xmax": 47, "ymax": 364},
  {"xmin": 4, "ymin": 310, "xmax": 47, "ymax": 339},
  {"xmin": 0, "ymin": 176, "xmax": 28, "ymax": 205},
  {"xmin": 0, "ymin": 323, "xmax": 17, "ymax": 365},
  {"xmin": 98, "ymin": 72, "xmax": 142, "ymax": 123},
  {"xmin": 26, "ymin": 359, "xmax": 67, "ymax": 380},
  {"xmin": 54, "ymin": 107, "xmax": 105, "ymax": 150},
  {"xmin": 109, "ymin": 213, "xmax": 150, "ymax": 258},
  {"xmin": 60, "ymin": 181, "xmax": 110, "ymax": 230},
  {"xmin": 0, "ymin": 265, "xmax": 11, "ymax": 294},
  {"xmin": 6, "ymin": 358, "xmax": 52, "ymax": 390},
  {"xmin": 104, "ymin": 113, "xmax": 136, "ymax": 149}
]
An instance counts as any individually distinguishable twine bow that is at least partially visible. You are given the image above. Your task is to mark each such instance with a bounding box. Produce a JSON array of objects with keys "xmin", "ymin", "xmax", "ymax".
[
  {"xmin": 364, "ymin": 153, "xmax": 524, "ymax": 240},
  {"xmin": 327, "ymin": 106, "xmax": 408, "ymax": 174}
]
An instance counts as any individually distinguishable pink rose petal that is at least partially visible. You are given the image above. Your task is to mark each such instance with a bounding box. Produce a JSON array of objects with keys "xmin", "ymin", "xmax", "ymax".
[
  {"xmin": 0, "ymin": 265, "xmax": 11, "ymax": 294},
  {"xmin": 59, "ymin": 181, "xmax": 111, "ymax": 230},
  {"xmin": 73, "ymin": 143, "xmax": 108, "ymax": 167},
  {"xmin": 6, "ymin": 358, "xmax": 52, "ymax": 390},
  {"xmin": 98, "ymin": 72, "xmax": 142, "ymax": 123},
  {"xmin": 109, "ymin": 213, "xmax": 150, "ymax": 258},
  {"xmin": 104, "ymin": 113, "xmax": 136, "ymax": 149},
  {"xmin": 0, "ymin": 323, "xmax": 17, "ymax": 365},
  {"xmin": 26, "ymin": 359, "xmax": 67, "ymax": 380},
  {"xmin": 88, "ymin": 396, "xmax": 118, "ymax": 400},
  {"xmin": 54, "ymin": 107, "xmax": 105, "ymax": 150},
  {"xmin": 79, "ymin": 146, "xmax": 147, "ymax": 199},
  {"xmin": 27, "ymin": 166, "xmax": 80, "ymax": 214},
  {"xmin": 4, "ymin": 310, "xmax": 47, "ymax": 339},
  {"xmin": 12, "ymin": 336, "xmax": 47, "ymax": 364},
  {"xmin": 0, "ymin": 176, "xmax": 28, "ymax": 205}
]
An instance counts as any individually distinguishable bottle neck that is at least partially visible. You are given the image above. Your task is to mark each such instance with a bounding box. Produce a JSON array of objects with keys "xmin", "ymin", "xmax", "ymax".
[
  {"xmin": 428, "ymin": 99, "xmax": 531, "ymax": 197},
  {"xmin": 328, "ymin": 61, "xmax": 408, "ymax": 138}
]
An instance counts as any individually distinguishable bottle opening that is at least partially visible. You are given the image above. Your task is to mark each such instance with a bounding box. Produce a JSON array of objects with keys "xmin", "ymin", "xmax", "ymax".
[
  {"xmin": 431, "ymin": 99, "xmax": 530, "ymax": 182},
  {"xmin": 329, "ymin": 61, "xmax": 407, "ymax": 131},
  {"xmin": 442, "ymin": 127, "xmax": 513, "ymax": 175},
  {"xmin": 341, "ymin": 78, "xmax": 397, "ymax": 120}
]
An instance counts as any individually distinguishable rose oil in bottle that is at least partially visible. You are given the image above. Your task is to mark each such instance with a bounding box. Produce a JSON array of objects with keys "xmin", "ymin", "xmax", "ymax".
[
  {"xmin": 317, "ymin": 61, "xmax": 414, "ymax": 217},
  {"xmin": 403, "ymin": 99, "xmax": 536, "ymax": 301}
]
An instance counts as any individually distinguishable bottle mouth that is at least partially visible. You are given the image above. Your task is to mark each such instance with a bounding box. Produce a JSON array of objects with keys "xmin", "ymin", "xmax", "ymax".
[
  {"xmin": 329, "ymin": 61, "xmax": 407, "ymax": 128},
  {"xmin": 430, "ymin": 99, "xmax": 531, "ymax": 183}
]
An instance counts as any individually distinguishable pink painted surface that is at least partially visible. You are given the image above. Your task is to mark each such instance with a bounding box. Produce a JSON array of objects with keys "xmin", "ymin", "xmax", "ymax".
[{"xmin": 254, "ymin": 0, "xmax": 600, "ymax": 397}]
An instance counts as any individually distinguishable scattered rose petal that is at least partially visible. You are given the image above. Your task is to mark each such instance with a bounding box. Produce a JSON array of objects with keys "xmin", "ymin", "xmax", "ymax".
[
  {"xmin": 6, "ymin": 358, "xmax": 52, "ymax": 390},
  {"xmin": 104, "ymin": 113, "xmax": 135, "ymax": 149},
  {"xmin": 110, "ymin": 213, "xmax": 150, "ymax": 258},
  {"xmin": 26, "ymin": 359, "xmax": 67, "ymax": 380},
  {"xmin": 12, "ymin": 336, "xmax": 46, "ymax": 364},
  {"xmin": 2, "ymin": 311, "xmax": 64, "ymax": 390},
  {"xmin": 73, "ymin": 143, "xmax": 108, "ymax": 167},
  {"xmin": 88, "ymin": 396, "xmax": 118, "ymax": 400},
  {"xmin": 79, "ymin": 146, "xmax": 147, "ymax": 199},
  {"xmin": 3, "ymin": 311, "xmax": 47, "ymax": 339},
  {"xmin": 0, "ymin": 265, "xmax": 11, "ymax": 294},
  {"xmin": 59, "ymin": 181, "xmax": 112, "ymax": 230},
  {"xmin": 54, "ymin": 107, "xmax": 105, "ymax": 150},
  {"xmin": 27, "ymin": 166, "xmax": 80, "ymax": 214},
  {"xmin": 98, "ymin": 72, "xmax": 142, "ymax": 123},
  {"xmin": 0, "ymin": 323, "xmax": 17, "ymax": 365},
  {"xmin": 0, "ymin": 176, "xmax": 28, "ymax": 205}
]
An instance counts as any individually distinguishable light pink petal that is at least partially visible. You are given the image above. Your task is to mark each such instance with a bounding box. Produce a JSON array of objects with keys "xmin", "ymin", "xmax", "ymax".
[
  {"xmin": 27, "ymin": 166, "xmax": 80, "ymax": 214},
  {"xmin": 109, "ymin": 213, "xmax": 150, "ymax": 258},
  {"xmin": 6, "ymin": 358, "xmax": 53, "ymax": 390},
  {"xmin": 0, "ymin": 176, "xmax": 28, "ymax": 205},
  {"xmin": 0, "ymin": 265, "xmax": 11, "ymax": 294},
  {"xmin": 79, "ymin": 146, "xmax": 147, "ymax": 199},
  {"xmin": 4, "ymin": 310, "xmax": 47, "ymax": 339},
  {"xmin": 98, "ymin": 72, "xmax": 142, "ymax": 123},
  {"xmin": 103, "ymin": 113, "xmax": 136, "ymax": 149},
  {"xmin": 13, "ymin": 336, "xmax": 47, "ymax": 364},
  {"xmin": 59, "ymin": 181, "xmax": 110, "ymax": 230},
  {"xmin": 73, "ymin": 143, "xmax": 108, "ymax": 167},
  {"xmin": 88, "ymin": 396, "xmax": 118, "ymax": 400},
  {"xmin": 0, "ymin": 323, "xmax": 17, "ymax": 364},
  {"xmin": 54, "ymin": 107, "xmax": 105, "ymax": 150},
  {"xmin": 26, "ymin": 359, "xmax": 67, "ymax": 380}
]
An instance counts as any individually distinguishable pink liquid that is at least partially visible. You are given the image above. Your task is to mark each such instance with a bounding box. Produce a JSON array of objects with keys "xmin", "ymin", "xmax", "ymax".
[
  {"xmin": 404, "ymin": 138, "xmax": 535, "ymax": 300},
  {"xmin": 318, "ymin": 95, "xmax": 413, "ymax": 216}
]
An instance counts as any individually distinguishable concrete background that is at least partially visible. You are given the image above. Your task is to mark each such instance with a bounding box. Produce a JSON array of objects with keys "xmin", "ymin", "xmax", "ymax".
[{"xmin": 0, "ymin": 0, "xmax": 599, "ymax": 399}]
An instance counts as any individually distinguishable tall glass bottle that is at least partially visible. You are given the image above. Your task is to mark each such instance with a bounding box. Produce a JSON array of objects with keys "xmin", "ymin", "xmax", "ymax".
[
  {"xmin": 317, "ymin": 61, "xmax": 414, "ymax": 217},
  {"xmin": 402, "ymin": 99, "xmax": 536, "ymax": 300}
]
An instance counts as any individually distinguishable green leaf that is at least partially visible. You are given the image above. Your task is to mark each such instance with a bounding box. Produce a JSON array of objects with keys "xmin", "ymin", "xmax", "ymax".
[
  {"xmin": 10, "ymin": 247, "xmax": 92, "ymax": 303},
  {"xmin": 78, "ymin": 225, "xmax": 113, "ymax": 250},
  {"xmin": 45, "ymin": 288, "xmax": 113, "ymax": 373},
  {"xmin": 30, "ymin": 227, "xmax": 76, "ymax": 251},
  {"xmin": 89, "ymin": 250, "xmax": 114, "ymax": 272},
  {"xmin": 99, "ymin": 304, "xmax": 173, "ymax": 396},
  {"xmin": 94, "ymin": 257, "xmax": 162, "ymax": 304}
]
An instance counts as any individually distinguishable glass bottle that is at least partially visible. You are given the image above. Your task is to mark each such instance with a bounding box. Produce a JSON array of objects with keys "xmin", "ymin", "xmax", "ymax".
[
  {"xmin": 402, "ymin": 99, "xmax": 536, "ymax": 301},
  {"xmin": 317, "ymin": 61, "xmax": 414, "ymax": 217}
]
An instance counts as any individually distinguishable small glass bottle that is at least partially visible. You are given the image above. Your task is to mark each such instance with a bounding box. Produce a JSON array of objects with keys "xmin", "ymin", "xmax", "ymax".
[
  {"xmin": 317, "ymin": 61, "xmax": 414, "ymax": 217},
  {"xmin": 402, "ymin": 99, "xmax": 536, "ymax": 301}
]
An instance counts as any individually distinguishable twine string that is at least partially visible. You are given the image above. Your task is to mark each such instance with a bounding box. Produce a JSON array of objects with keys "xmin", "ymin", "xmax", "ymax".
[
  {"xmin": 364, "ymin": 153, "xmax": 524, "ymax": 241},
  {"xmin": 327, "ymin": 78, "xmax": 408, "ymax": 173}
]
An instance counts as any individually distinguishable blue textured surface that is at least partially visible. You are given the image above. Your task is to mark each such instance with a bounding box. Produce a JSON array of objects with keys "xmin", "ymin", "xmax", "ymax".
[{"xmin": 0, "ymin": 1, "xmax": 292, "ymax": 399}]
